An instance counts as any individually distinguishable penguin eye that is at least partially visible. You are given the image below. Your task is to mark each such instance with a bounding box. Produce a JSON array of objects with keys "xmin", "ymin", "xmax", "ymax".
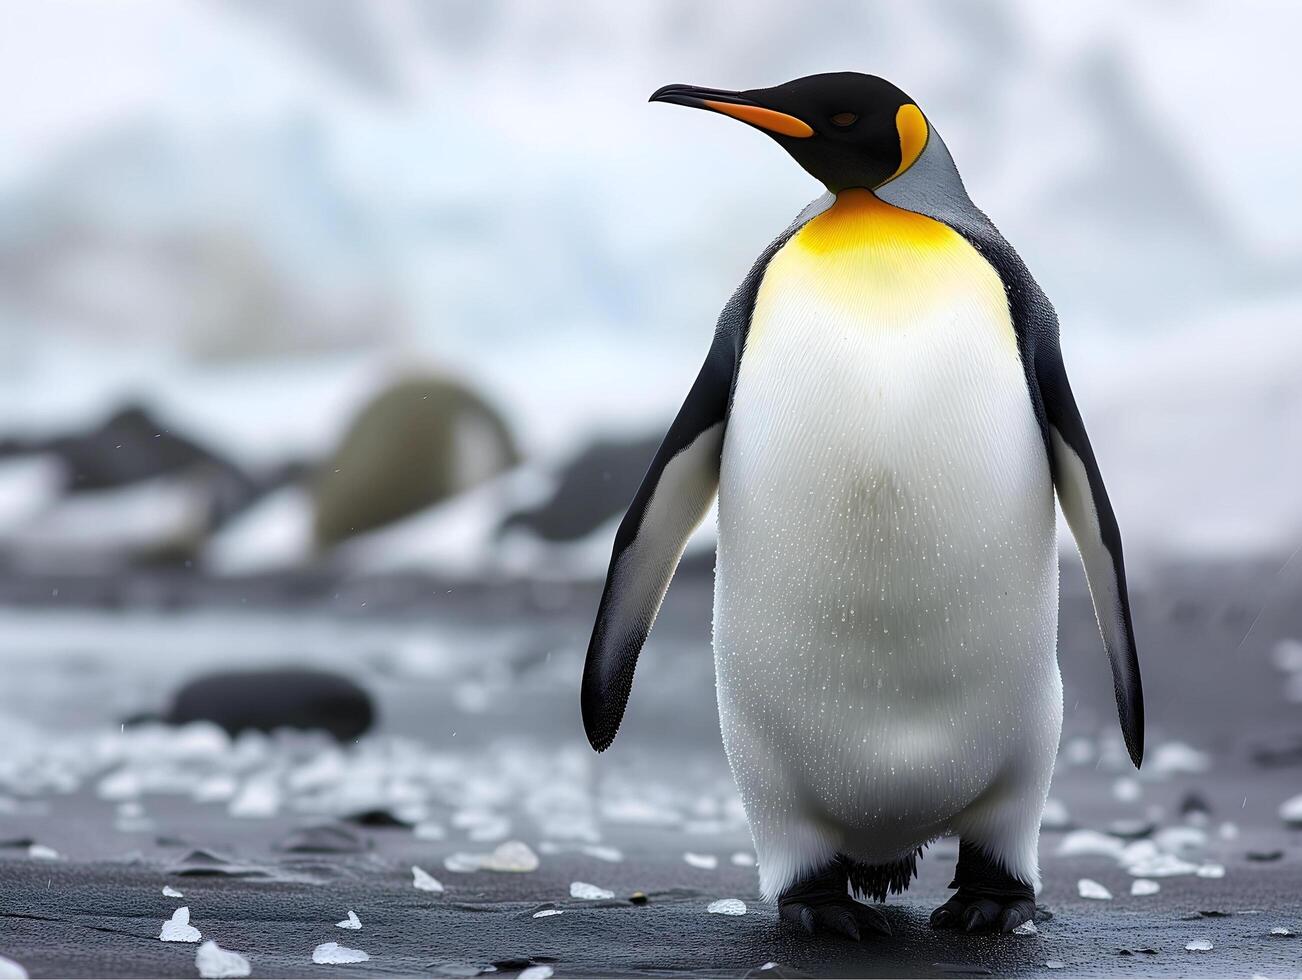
[{"xmin": 830, "ymin": 112, "xmax": 858, "ymax": 128}]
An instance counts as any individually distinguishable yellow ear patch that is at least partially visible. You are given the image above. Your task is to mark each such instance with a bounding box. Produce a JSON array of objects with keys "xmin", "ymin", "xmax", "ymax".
[{"xmin": 885, "ymin": 103, "xmax": 928, "ymax": 183}]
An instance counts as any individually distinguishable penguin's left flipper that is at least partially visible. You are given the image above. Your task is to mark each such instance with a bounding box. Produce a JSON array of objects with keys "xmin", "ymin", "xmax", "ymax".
[
  {"xmin": 1037, "ymin": 341, "xmax": 1144, "ymax": 768},
  {"xmin": 581, "ymin": 331, "xmax": 733, "ymax": 752}
]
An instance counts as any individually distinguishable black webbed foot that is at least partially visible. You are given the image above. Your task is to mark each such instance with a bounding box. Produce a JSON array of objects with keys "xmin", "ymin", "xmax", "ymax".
[
  {"xmin": 778, "ymin": 860, "xmax": 893, "ymax": 941},
  {"xmin": 929, "ymin": 840, "xmax": 1037, "ymax": 934}
]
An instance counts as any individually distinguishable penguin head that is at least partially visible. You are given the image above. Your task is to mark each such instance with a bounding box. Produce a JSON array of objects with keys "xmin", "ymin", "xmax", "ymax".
[{"xmin": 650, "ymin": 72, "xmax": 928, "ymax": 194}]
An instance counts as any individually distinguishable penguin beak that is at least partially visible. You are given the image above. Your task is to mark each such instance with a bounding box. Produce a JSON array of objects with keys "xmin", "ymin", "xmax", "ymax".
[{"xmin": 649, "ymin": 84, "xmax": 814, "ymax": 139}]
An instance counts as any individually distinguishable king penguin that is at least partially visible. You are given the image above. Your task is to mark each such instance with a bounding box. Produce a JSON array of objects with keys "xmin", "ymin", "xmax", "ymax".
[{"xmin": 582, "ymin": 73, "xmax": 1144, "ymax": 938}]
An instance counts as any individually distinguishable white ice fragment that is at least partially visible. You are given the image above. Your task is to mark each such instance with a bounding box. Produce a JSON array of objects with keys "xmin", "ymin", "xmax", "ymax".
[
  {"xmin": 481, "ymin": 841, "xmax": 539, "ymax": 872},
  {"xmin": 195, "ymin": 940, "xmax": 252, "ymax": 979},
  {"xmin": 1185, "ymin": 939, "xmax": 1213, "ymax": 952},
  {"xmin": 228, "ymin": 775, "xmax": 281, "ymax": 819},
  {"xmin": 336, "ymin": 910, "xmax": 361, "ymax": 930},
  {"xmin": 1271, "ymin": 927, "xmax": 1293, "ymax": 936},
  {"xmin": 1056, "ymin": 830, "xmax": 1125, "ymax": 859},
  {"xmin": 533, "ymin": 909, "xmax": 564, "ymax": 918},
  {"xmin": 1062, "ymin": 737, "xmax": 1095, "ymax": 766},
  {"xmin": 1012, "ymin": 920, "xmax": 1038, "ymax": 936},
  {"xmin": 570, "ymin": 881, "xmax": 614, "ymax": 900},
  {"xmin": 518, "ymin": 967, "xmax": 552, "ymax": 980},
  {"xmin": 443, "ymin": 842, "xmax": 539, "ymax": 874},
  {"xmin": 1044, "ymin": 960, "xmax": 1066, "ymax": 970},
  {"xmin": 1039, "ymin": 798, "xmax": 1071, "ymax": 830},
  {"xmin": 159, "ymin": 906, "xmax": 202, "ymax": 943},
  {"xmin": 162, "ymin": 886, "xmax": 184, "ymax": 898},
  {"xmin": 1278, "ymin": 793, "xmax": 1302, "ymax": 826},
  {"xmin": 581, "ymin": 844, "xmax": 623, "ymax": 863},
  {"xmin": 312, "ymin": 942, "xmax": 369, "ymax": 965},
  {"xmin": 1151, "ymin": 742, "xmax": 1212, "ymax": 776},
  {"xmin": 1078, "ymin": 878, "xmax": 1112, "ymax": 900},
  {"xmin": 0, "ymin": 955, "xmax": 28, "ymax": 980},
  {"xmin": 413, "ymin": 821, "xmax": 446, "ymax": 841},
  {"xmin": 412, "ymin": 866, "xmax": 444, "ymax": 892},
  {"xmin": 1112, "ymin": 777, "xmax": 1141, "ymax": 802},
  {"xmin": 1125, "ymin": 852, "xmax": 1201, "ymax": 877},
  {"xmin": 1131, "ymin": 879, "xmax": 1160, "ymax": 896},
  {"xmin": 27, "ymin": 844, "xmax": 59, "ymax": 860},
  {"xmin": 444, "ymin": 853, "xmax": 481, "ymax": 873},
  {"xmin": 683, "ymin": 852, "xmax": 718, "ymax": 870},
  {"xmin": 707, "ymin": 899, "xmax": 747, "ymax": 916},
  {"xmin": 1271, "ymin": 639, "xmax": 1302, "ymax": 672},
  {"xmin": 730, "ymin": 852, "xmax": 757, "ymax": 867},
  {"xmin": 1196, "ymin": 863, "xmax": 1226, "ymax": 878},
  {"xmin": 193, "ymin": 774, "xmax": 239, "ymax": 803},
  {"xmin": 1154, "ymin": 826, "xmax": 1207, "ymax": 853}
]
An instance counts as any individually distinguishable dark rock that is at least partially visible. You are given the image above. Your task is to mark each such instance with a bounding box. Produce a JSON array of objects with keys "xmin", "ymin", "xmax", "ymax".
[
  {"xmin": 629, "ymin": 891, "xmax": 648, "ymax": 905},
  {"xmin": 343, "ymin": 808, "xmax": 412, "ymax": 828},
  {"xmin": 500, "ymin": 434, "xmax": 660, "ymax": 542},
  {"xmin": 1180, "ymin": 792, "xmax": 1212, "ymax": 817},
  {"xmin": 168, "ymin": 848, "xmax": 273, "ymax": 878},
  {"xmin": 314, "ymin": 375, "xmax": 518, "ymax": 547},
  {"xmin": 1250, "ymin": 735, "xmax": 1302, "ymax": 768},
  {"xmin": 155, "ymin": 667, "xmax": 374, "ymax": 741},
  {"xmin": 277, "ymin": 823, "xmax": 370, "ymax": 854},
  {"xmin": 1106, "ymin": 818, "xmax": 1156, "ymax": 839},
  {"xmin": 1247, "ymin": 849, "xmax": 1284, "ymax": 862}
]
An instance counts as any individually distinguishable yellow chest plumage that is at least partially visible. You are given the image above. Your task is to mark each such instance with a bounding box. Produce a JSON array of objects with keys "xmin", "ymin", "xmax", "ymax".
[{"xmin": 750, "ymin": 188, "xmax": 1015, "ymax": 350}]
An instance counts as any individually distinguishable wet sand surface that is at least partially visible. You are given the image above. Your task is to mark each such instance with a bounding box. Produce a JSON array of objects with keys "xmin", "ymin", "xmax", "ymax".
[{"xmin": 1, "ymin": 557, "xmax": 1301, "ymax": 978}]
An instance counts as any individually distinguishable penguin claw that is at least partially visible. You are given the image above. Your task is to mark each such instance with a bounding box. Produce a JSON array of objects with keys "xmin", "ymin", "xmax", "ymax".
[
  {"xmin": 930, "ymin": 893, "xmax": 1036, "ymax": 934},
  {"xmin": 779, "ymin": 899, "xmax": 889, "ymax": 942}
]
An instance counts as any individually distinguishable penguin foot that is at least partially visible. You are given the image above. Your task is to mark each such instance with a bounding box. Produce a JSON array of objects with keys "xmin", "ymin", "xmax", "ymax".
[
  {"xmin": 930, "ymin": 839, "xmax": 1036, "ymax": 934},
  {"xmin": 777, "ymin": 861, "xmax": 893, "ymax": 941}
]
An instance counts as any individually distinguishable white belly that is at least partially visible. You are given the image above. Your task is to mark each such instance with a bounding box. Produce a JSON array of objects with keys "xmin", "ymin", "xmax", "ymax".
[{"xmin": 713, "ymin": 194, "xmax": 1061, "ymax": 894}]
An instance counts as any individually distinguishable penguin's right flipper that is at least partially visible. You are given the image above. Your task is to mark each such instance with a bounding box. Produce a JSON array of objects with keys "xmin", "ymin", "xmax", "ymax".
[{"xmin": 581, "ymin": 331, "xmax": 733, "ymax": 752}]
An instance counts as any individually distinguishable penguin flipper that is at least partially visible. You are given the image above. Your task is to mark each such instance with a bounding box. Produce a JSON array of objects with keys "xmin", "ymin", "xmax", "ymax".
[
  {"xmin": 1038, "ymin": 344, "xmax": 1144, "ymax": 768},
  {"xmin": 581, "ymin": 333, "xmax": 732, "ymax": 752}
]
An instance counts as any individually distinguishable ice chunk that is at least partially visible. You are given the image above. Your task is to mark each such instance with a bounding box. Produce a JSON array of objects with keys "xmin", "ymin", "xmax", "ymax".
[
  {"xmin": 570, "ymin": 881, "xmax": 614, "ymax": 900},
  {"xmin": 413, "ymin": 821, "xmax": 446, "ymax": 841},
  {"xmin": 707, "ymin": 899, "xmax": 747, "ymax": 915},
  {"xmin": 412, "ymin": 865, "xmax": 444, "ymax": 892},
  {"xmin": 518, "ymin": 967, "xmax": 552, "ymax": 980},
  {"xmin": 1185, "ymin": 939, "xmax": 1213, "ymax": 951},
  {"xmin": 443, "ymin": 841, "xmax": 539, "ymax": 874},
  {"xmin": 27, "ymin": 844, "xmax": 59, "ymax": 860},
  {"xmin": 481, "ymin": 841, "xmax": 539, "ymax": 872},
  {"xmin": 159, "ymin": 906, "xmax": 201, "ymax": 943},
  {"xmin": 1078, "ymin": 878, "xmax": 1112, "ymax": 900},
  {"xmin": 193, "ymin": 775, "xmax": 239, "ymax": 803},
  {"xmin": 336, "ymin": 910, "xmax": 362, "ymax": 930},
  {"xmin": 312, "ymin": 942, "xmax": 369, "ymax": 965},
  {"xmin": 1040, "ymin": 798, "xmax": 1071, "ymax": 830},
  {"xmin": 162, "ymin": 886, "xmax": 184, "ymax": 898},
  {"xmin": 1012, "ymin": 921, "xmax": 1038, "ymax": 936},
  {"xmin": 1278, "ymin": 793, "xmax": 1302, "ymax": 827},
  {"xmin": 730, "ymin": 852, "xmax": 757, "ymax": 867},
  {"xmin": 1271, "ymin": 927, "xmax": 1293, "ymax": 936},
  {"xmin": 1196, "ymin": 863, "xmax": 1225, "ymax": 878},
  {"xmin": 195, "ymin": 940, "xmax": 252, "ymax": 979},
  {"xmin": 228, "ymin": 775, "xmax": 281, "ymax": 819},
  {"xmin": 1154, "ymin": 826, "xmax": 1207, "ymax": 853},
  {"xmin": 1112, "ymin": 777, "xmax": 1141, "ymax": 802},
  {"xmin": 1044, "ymin": 960, "xmax": 1065, "ymax": 970},
  {"xmin": 0, "ymin": 955, "xmax": 28, "ymax": 980},
  {"xmin": 581, "ymin": 845, "xmax": 623, "ymax": 863},
  {"xmin": 1125, "ymin": 852, "xmax": 1201, "ymax": 877},
  {"xmin": 1062, "ymin": 737, "xmax": 1095, "ymax": 765},
  {"xmin": 684, "ymin": 852, "xmax": 717, "ymax": 870},
  {"xmin": 1151, "ymin": 742, "xmax": 1211, "ymax": 776},
  {"xmin": 1056, "ymin": 830, "xmax": 1125, "ymax": 859},
  {"xmin": 1130, "ymin": 879, "xmax": 1160, "ymax": 896},
  {"xmin": 533, "ymin": 909, "xmax": 564, "ymax": 918},
  {"xmin": 1271, "ymin": 639, "xmax": 1302, "ymax": 672}
]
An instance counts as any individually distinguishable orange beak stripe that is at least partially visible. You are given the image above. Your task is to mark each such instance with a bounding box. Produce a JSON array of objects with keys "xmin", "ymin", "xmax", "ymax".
[{"xmin": 702, "ymin": 100, "xmax": 814, "ymax": 138}]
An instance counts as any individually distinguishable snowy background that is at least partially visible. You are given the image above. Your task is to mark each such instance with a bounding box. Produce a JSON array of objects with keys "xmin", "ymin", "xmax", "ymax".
[{"xmin": 1, "ymin": 0, "xmax": 1300, "ymax": 579}]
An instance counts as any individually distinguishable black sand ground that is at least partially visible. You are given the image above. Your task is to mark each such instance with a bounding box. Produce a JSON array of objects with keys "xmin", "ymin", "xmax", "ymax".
[{"xmin": 2, "ymin": 556, "xmax": 1301, "ymax": 978}]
